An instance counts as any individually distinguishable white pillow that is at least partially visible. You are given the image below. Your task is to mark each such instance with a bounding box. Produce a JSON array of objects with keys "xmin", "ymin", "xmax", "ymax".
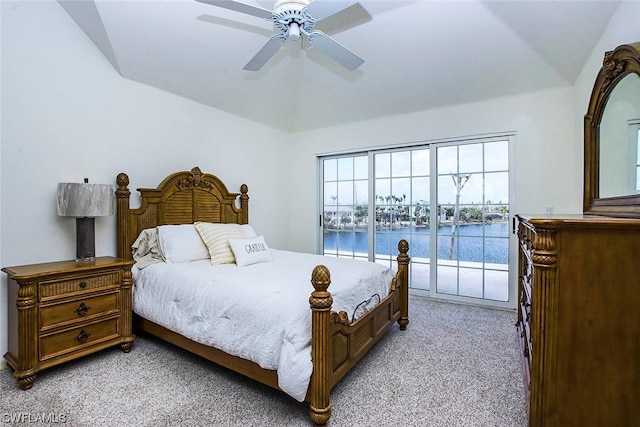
[
  {"xmin": 242, "ymin": 224, "xmax": 258, "ymax": 238},
  {"xmin": 228, "ymin": 236, "xmax": 273, "ymax": 267},
  {"xmin": 194, "ymin": 222, "xmax": 248, "ymax": 265},
  {"xmin": 157, "ymin": 224, "xmax": 209, "ymax": 263}
]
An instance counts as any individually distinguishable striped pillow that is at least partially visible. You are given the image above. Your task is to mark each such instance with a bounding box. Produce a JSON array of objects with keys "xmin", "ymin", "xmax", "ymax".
[{"xmin": 194, "ymin": 222, "xmax": 247, "ymax": 265}]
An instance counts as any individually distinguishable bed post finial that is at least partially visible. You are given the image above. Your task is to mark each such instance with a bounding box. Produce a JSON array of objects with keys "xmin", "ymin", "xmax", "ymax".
[
  {"xmin": 116, "ymin": 173, "xmax": 131, "ymax": 259},
  {"xmin": 240, "ymin": 184, "xmax": 249, "ymax": 224},
  {"xmin": 397, "ymin": 239, "xmax": 410, "ymax": 330},
  {"xmin": 309, "ymin": 265, "xmax": 333, "ymax": 426}
]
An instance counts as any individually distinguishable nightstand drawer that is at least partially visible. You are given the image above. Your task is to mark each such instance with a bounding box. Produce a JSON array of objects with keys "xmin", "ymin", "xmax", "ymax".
[
  {"xmin": 40, "ymin": 318, "xmax": 119, "ymax": 361},
  {"xmin": 40, "ymin": 271, "xmax": 120, "ymax": 300},
  {"xmin": 40, "ymin": 292, "xmax": 119, "ymax": 330}
]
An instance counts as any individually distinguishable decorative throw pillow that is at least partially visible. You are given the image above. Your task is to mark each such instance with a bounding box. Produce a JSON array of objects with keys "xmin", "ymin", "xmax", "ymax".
[
  {"xmin": 228, "ymin": 236, "xmax": 273, "ymax": 267},
  {"xmin": 194, "ymin": 222, "xmax": 248, "ymax": 265},
  {"xmin": 157, "ymin": 224, "xmax": 209, "ymax": 263}
]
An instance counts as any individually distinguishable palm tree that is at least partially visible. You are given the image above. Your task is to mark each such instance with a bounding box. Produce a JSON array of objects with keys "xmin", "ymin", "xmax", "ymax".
[{"xmin": 448, "ymin": 173, "xmax": 471, "ymax": 260}]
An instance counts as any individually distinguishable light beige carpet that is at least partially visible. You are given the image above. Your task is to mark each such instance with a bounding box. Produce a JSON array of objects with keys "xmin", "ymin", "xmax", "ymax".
[{"xmin": 0, "ymin": 296, "xmax": 527, "ymax": 426}]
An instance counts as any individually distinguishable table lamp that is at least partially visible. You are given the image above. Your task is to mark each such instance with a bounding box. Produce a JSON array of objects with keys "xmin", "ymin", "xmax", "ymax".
[{"xmin": 57, "ymin": 179, "xmax": 114, "ymax": 262}]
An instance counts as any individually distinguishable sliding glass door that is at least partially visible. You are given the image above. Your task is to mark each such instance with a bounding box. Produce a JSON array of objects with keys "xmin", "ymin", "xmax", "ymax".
[
  {"xmin": 435, "ymin": 141, "xmax": 509, "ymax": 301},
  {"xmin": 373, "ymin": 149, "xmax": 430, "ymax": 291},
  {"xmin": 320, "ymin": 136, "xmax": 511, "ymax": 306}
]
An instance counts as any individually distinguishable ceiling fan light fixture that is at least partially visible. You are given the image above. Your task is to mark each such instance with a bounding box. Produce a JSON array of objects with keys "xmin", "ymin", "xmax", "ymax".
[{"xmin": 288, "ymin": 22, "xmax": 301, "ymax": 41}]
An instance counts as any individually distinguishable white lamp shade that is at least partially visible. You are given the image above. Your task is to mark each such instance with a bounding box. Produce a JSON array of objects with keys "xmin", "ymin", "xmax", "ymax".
[{"xmin": 57, "ymin": 183, "xmax": 114, "ymax": 217}]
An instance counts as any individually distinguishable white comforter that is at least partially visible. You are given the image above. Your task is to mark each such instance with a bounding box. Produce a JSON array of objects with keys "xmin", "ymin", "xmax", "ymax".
[{"xmin": 132, "ymin": 249, "xmax": 395, "ymax": 401}]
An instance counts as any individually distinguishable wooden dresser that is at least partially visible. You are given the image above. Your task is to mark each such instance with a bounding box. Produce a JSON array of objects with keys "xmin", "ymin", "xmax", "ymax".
[
  {"xmin": 2, "ymin": 256, "xmax": 135, "ymax": 389},
  {"xmin": 514, "ymin": 214, "xmax": 640, "ymax": 426}
]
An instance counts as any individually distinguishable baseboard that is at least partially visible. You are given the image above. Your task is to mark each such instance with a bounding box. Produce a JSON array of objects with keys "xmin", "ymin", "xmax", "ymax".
[{"xmin": 0, "ymin": 359, "xmax": 7, "ymax": 370}]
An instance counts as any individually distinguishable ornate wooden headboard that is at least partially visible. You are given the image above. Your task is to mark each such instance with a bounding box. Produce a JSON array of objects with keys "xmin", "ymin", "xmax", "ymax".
[{"xmin": 116, "ymin": 167, "xmax": 249, "ymax": 259}]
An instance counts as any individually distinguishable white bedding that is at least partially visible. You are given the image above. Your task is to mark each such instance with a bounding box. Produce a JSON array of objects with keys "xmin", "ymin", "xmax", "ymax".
[{"xmin": 132, "ymin": 249, "xmax": 395, "ymax": 401}]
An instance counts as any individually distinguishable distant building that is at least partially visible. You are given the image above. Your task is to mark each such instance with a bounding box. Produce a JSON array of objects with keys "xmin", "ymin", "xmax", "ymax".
[{"xmin": 324, "ymin": 204, "xmax": 354, "ymax": 227}]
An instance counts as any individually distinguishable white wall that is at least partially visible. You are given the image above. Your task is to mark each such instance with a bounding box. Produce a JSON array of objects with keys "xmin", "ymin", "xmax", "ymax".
[{"xmin": 0, "ymin": 1, "xmax": 288, "ymax": 358}]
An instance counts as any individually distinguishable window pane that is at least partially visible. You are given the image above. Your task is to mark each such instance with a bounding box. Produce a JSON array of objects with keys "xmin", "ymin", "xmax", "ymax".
[
  {"xmin": 412, "ymin": 149, "xmax": 430, "ymax": 176},
  {"xmin": 324, "ymin": 182, "xmax": 337, "ymax": 205},
  {"xmin": 457, "ymin": 174, "xmax": 479, "ymax": 205},
  {"xmin": 411, "ymin": 177, "xmax": 429, "ymax": 206},
  {"xmin": 485, "ymin": 172, "xmax": 509, "ymax": 204},
  {"xmin": 485, "ymin": 235, "xmax": 509, "ymax": 262},
  {"xmin": 392, "ymin": 151, "xmax": 411, "ymax": 177},
  {"xmin": 437, "ymin": 175, "xmax": 458, "ymax": 205},
  {"xmin": 338, "ymin": 157, "xmax": 353, "ymax": 180},
  {"xmin": 324, "ymin": 159, "xmax": 337, "ymax": 181},
  {"xmin": 458, "ymin": 267, "xmax": 483, "ymax": 298},
  {"xmin": 354, "ymin": 180, "xmax": 368, "ymax": 205},
  {"xmin": 354, "ymin": 156, "xmax": 368, "ymax": 180},
  {"xmin": 375, "ymin": 179, "xmax": 391, "ymax": 204},
  {"xmin": 375, "ymin": 153, "xmax": 390, "ymax": 178},
  {"xmin": 458, "ymin": 207, "xmax": 483, "ymax": 231},
  {"xmin": 485, "ymin": 269, "xmax": 509, "ymax": 301},
  {"xmin": 485, "ymin": 140, "xmax": 509, "ymax": 171},
  {"xmin": 438, "ymin": 146, "xmax": 457, "ymax": 174},
  {"xmin": 459, "ymin": 144, "xmax": 483, "ymax": 174},
  {"xmin": 337, "ymin": 181, "xmax": 354, "ymax": 205},
  {"xmin": 391, "ymin": 178, "xmax": 410, "ymax": 204},
  {"xmin": 436, "ymin": 265, "xmax": 458, "ymax": 295}
]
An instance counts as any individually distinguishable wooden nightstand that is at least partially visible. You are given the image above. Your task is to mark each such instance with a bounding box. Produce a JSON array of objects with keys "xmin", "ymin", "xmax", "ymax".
[{"xmin": 2, "ymin": 256, "xmax": 136, "ymax": 389}]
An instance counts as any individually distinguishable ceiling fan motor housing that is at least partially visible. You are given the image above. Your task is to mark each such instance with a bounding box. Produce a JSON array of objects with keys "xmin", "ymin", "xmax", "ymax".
[
  {"xmin": 273, "ymin": 0, "xmax": 316, "ymax": 38},
  {"xmin": 274, "ymin": 0, "xmax": 309, "ymax": 13}
]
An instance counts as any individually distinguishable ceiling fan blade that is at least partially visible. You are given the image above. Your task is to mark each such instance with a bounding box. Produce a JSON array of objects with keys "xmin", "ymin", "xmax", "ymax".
[
  {"xmin": 195, "ymin": 0, "xmax": 273, "ymax": 19},
  {"xmin": 243, "ymin": 34, "xmax": 287, "ymax": 71},
  {"xmin": 307, "ymin": 31, "xmax": 363, "ymax": 71},
  {"xmin": 305, "ymin": 0, "xmax": 358, "ymax": 21}
]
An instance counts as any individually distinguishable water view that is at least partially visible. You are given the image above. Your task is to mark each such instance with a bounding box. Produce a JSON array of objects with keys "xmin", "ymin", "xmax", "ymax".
[{"xmin": 324, "ymin": 222, "xmax": 509, "ymax": 264}]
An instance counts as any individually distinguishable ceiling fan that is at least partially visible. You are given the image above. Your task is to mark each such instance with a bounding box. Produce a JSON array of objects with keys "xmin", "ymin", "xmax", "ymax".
[{"xmin": 196, "ymin": 0, "xmax": 365, "ymax": 71}]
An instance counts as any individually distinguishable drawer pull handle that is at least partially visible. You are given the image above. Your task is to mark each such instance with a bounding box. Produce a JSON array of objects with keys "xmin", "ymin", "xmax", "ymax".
[
  {"xmin": 75, "ymin": 330, "xmax": 91, "ymax": 344},
  {"xmin": 79, "ymin": 281, "xmax": 87, "ymax": 289},
  {"xmin": 74, "ymin": 303, "xmax": 91, "ymax": 317}
]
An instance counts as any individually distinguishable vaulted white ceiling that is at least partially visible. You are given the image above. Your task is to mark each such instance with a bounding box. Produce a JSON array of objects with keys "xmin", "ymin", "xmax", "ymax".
[{"xmin": 59, "ymin": 0, "xmax": 621, "ymax": 132}]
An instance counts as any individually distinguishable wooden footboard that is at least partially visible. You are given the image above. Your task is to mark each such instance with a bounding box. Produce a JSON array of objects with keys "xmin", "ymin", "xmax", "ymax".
[{"xmin": 308, "ymin": 240, "xmax": 410, "ymax": 425}]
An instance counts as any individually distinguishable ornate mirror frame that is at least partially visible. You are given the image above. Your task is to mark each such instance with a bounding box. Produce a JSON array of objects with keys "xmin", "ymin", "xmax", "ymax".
[{"xmin": 584, "ymin": 42, "xmax": 640, "ymax": 217}]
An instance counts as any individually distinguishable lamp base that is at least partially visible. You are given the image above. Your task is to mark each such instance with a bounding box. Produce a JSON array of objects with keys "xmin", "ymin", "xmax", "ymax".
[{"xmin": 76, "ymin": 217, "xmax": 96, "ymax": 262}]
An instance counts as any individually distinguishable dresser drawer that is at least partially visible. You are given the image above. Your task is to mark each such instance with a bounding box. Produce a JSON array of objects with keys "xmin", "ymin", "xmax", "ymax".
[
  {"xmin": 40, "ymin": 292, "xmax": 119, "ymax": 331},
  {"xmin": 39, "ymin": 318, "xmax": 119, "ymax": 361},
  {"xmin": 39, "ymin": 271, "xmax": 120, "ymax": 301}
]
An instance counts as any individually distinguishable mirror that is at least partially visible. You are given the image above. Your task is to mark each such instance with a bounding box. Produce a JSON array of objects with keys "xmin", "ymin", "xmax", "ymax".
[
  {"xmin": 599, "ymin": 74, "xmax": 640, "ymax": 198},
  {"xmin": 584, "ymin": 42, "xmax": 640, "ymax": 217}
]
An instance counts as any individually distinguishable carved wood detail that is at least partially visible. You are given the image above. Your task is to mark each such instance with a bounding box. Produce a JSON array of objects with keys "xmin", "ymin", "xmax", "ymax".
[
  {"xmin": 601, "ymin": 50, "xmax": 626, "ymax": 92},
  {"xmin": 176, "ymin": 167, "xmax": 214, "ymax": 190}
]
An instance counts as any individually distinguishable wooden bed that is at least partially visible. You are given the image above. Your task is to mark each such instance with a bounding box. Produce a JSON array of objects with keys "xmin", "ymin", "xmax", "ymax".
[{"xmin": 115, "ymin": 167, "xmax": 410, "ymax": 425}]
